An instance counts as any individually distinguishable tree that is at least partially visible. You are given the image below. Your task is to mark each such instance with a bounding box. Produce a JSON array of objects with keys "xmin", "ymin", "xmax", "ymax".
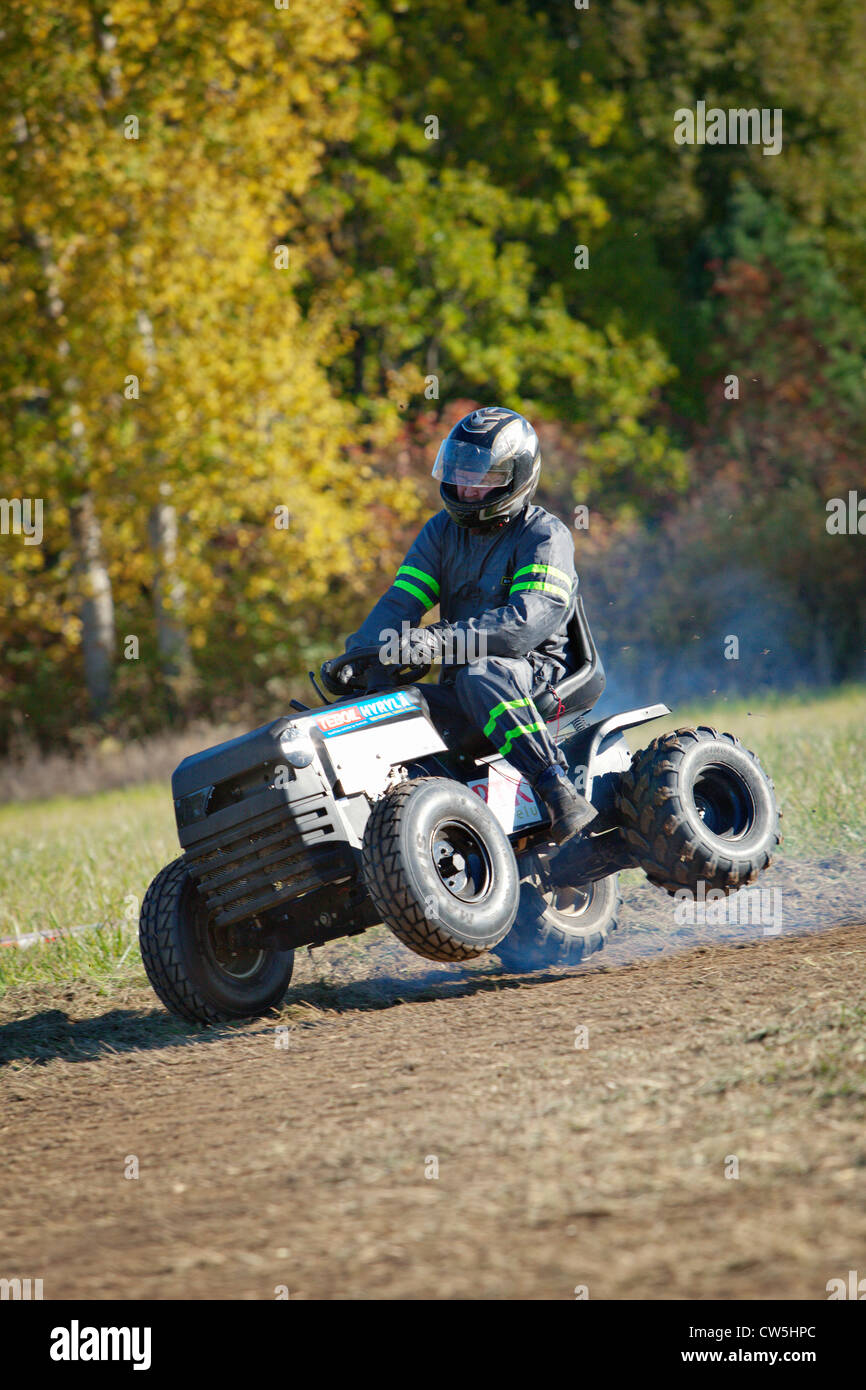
[
  {"xmin": 296, "ymin": 0, "xmax": 685, "ymax": 512},
  {"xmin": 0, "ymin": 0, "xmax": 421, "ymax": 743}
]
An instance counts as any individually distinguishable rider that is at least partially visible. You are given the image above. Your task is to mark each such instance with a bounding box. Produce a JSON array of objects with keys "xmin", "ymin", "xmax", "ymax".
[{"xmin": 321, "ymin": 406, "xmax": 596, "ymax": 843}]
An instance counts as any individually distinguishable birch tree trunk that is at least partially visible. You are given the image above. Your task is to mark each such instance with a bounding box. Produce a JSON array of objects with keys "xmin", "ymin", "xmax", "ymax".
[
  {"xmin": 32, "ymin": 217, "xmax": 117, "ymax": 718},
  {"xmin": 147, "ymin": 493, "xmax": 192, "ymax": 680},
  {"xmin": 136, "ymin": 308, "xmax": 193, "ymax": 687},
  {"xmin": 69, "ymin": 492, "xmax": 115, "ymax": 716}
]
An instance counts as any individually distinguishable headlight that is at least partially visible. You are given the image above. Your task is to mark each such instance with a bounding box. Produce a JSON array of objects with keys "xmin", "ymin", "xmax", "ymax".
[
  {"xmin": 279, "ymin": 728, "xmax": 314, "ymax": 767},
  {"xmin": 175, "ymin": 784, "xmax": 214, "ymax": 828}
]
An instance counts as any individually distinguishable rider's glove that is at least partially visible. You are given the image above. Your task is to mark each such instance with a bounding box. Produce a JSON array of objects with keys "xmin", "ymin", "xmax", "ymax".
[
  {"xmin": 320, "ymin": 657, "xmax": 353, "ymax": 695},
  {"xmin": 396, "ymin": 622, "xmax": 453, "ymax": 666},
  {"xmin": 425, "ymin": 621, "xmax": 456, "ymax": 663}
]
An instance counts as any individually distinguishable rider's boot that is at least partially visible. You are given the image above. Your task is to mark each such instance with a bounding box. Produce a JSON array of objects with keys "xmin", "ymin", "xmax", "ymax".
[{"xmin": 533, "ymin": 765, "xmax": 597, "ymax": 844}]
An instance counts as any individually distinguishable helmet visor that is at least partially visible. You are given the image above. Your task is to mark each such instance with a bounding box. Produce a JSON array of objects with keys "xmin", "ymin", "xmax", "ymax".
[{"xmin": 432, "ymin": 439, "xmax": 514, "ymax": 491}]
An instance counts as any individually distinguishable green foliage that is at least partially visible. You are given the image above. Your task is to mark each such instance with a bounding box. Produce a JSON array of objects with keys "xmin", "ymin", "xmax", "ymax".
[
  {"xmin": 0, "ymin": 1, "xmax": 420, "ymax": 743},
  {"xmin": 1, "ymin": 0, "xmax": 865, "ymax": 746},
  {"xmin": 298, "ymin": 0, "xmax": 685, "ymax": 502},
  {"xmin": 702, "ymin": 183, "xmax": 866, "ymax": 420}
]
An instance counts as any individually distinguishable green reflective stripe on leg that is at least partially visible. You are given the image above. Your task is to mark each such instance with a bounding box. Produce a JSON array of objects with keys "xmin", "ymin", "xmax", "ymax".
[
  {"xmin": 397, "ymin": 565, "xmax": 440, "ymax": 598},
  {"xmin": 498, "ymin": 722, "xmax": 543, "ymax": 757},
  {"xmin": 483, "ymin": 696, "xmax": 532, "ymax": 739},
  {"xmin": 513, "ymin": 562, "xmax": 572, "ymax": 587},
  {"xmin": 509, "ymin": 579, "xmax": 571, "ymax": 603},
  {"xmin": 393, "ymin": 577, "xmax": 435, "ymax": 609}
]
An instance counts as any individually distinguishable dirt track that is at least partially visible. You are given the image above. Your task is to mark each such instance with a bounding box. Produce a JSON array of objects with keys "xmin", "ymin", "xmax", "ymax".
[{"xmin": 2, "ymin": 900, "xmax": 865, "ymax": 1300}]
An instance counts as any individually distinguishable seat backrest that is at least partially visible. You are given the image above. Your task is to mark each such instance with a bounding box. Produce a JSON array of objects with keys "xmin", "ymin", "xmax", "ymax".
[{"xmin": 536, "ymin": 593, "xmax": 605, "ymax": 719}]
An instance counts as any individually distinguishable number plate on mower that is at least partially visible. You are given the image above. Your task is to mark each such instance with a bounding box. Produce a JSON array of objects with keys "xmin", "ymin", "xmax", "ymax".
[{"xmin": 468, "ymin": 764, "xmax": 543, "ymax": 834}]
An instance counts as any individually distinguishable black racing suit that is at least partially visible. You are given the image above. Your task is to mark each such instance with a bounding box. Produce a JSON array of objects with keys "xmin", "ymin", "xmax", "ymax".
[{"xmin": 345, "ymin": 503, "xmax": 577, "ymax": 785}]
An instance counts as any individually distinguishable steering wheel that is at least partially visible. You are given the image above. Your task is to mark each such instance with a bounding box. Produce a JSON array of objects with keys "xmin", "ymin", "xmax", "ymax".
[{"xmin": 324, "ymin": 644, "xmax": 432, "ymax": 695}]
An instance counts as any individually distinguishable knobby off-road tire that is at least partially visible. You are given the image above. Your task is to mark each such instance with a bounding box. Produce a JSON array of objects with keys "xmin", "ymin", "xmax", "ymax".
[
  {"xmin": 494, "ymin": 856, "xmax": 621, "ymax": 971},
  {"xmin": 139, "ymin": 856, "xmax": 294, "ymax": 1025},
  {"xmin": 615, "ymin": 726, "xmax": 781, "ymax": 897},
  {"xmin": 362, "ymin": 777, "xmax": 519, "ymax": 962}
]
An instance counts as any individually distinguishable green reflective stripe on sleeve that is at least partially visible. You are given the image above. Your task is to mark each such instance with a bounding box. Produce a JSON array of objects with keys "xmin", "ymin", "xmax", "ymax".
[
  {"xmin": 397, "ymin": 565, "xmax": 440, "ymax": 597},
  {"xmin": 393, "ymin": 577, "xmax": 435, "ymax": 609},
  {"xmin": 509, "ymin": 579, "xmax": 571, "ymax": 603},
  {"xmin": 483, "ymin": 696, "xmax": 533, "ymax": 739},
  {"xmin": 513, "ymin": 562, "xmax": 572, "ymax": 587},
  {"xmin": 498, "ymin": 722, "xmax": 543, "ymax": 757}
]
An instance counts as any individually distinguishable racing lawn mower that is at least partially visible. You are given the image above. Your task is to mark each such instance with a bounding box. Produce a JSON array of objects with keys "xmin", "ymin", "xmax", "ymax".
[{"xmin": 140, "ymin": 598, "xmax": 781, "ymax": 1024}]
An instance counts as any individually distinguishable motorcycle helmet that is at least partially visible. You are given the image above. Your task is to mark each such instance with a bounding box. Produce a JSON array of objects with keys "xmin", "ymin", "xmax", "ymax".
[{"xmin": 432, "ymin": 406, "xmax": 541, "ymax": 529}]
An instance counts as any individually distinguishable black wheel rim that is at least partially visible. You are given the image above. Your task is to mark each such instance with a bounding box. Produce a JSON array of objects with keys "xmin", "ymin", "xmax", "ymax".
[
  {"xmin": 430, "ymin": 818, "xmax": 493, "ymax": 903},
  {"xmin": 206, "ymin": 929, "xmax": 266, "ymax": 980},
  {"xmin": 527, "ymin": 849, "xmax": 594, "ymax": 926},
  {"xmin": 187, "ymin": 885, "xmax": 266, "ymax": 981},
  {"xmin": 691, "ymin": 762, "xmax": 757, "ymax": 841},
  {"xmin": 541, "ymin": 883, "xmax": 594, "ymax": 921}
]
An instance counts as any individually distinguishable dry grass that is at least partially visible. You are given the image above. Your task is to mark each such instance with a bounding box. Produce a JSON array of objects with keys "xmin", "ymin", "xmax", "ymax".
[{"xmin": 0, "ymin": 720, "xmax": 247, "ymax": 805}]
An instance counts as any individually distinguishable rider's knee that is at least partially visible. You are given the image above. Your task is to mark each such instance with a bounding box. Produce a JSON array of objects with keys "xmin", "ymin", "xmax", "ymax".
[
  {"xmin": 453, "ymin": 655, "xmax": 529, "ymax": 704},
  {"xmin": 454, "ymin": 654, "xmax": 507, "ymax": 688}
]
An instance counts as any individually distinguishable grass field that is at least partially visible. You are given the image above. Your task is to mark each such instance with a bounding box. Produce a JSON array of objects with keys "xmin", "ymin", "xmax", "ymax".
[{"xmin": 1, "ymin": 683, "xmax": 864, "ymax": 998}]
